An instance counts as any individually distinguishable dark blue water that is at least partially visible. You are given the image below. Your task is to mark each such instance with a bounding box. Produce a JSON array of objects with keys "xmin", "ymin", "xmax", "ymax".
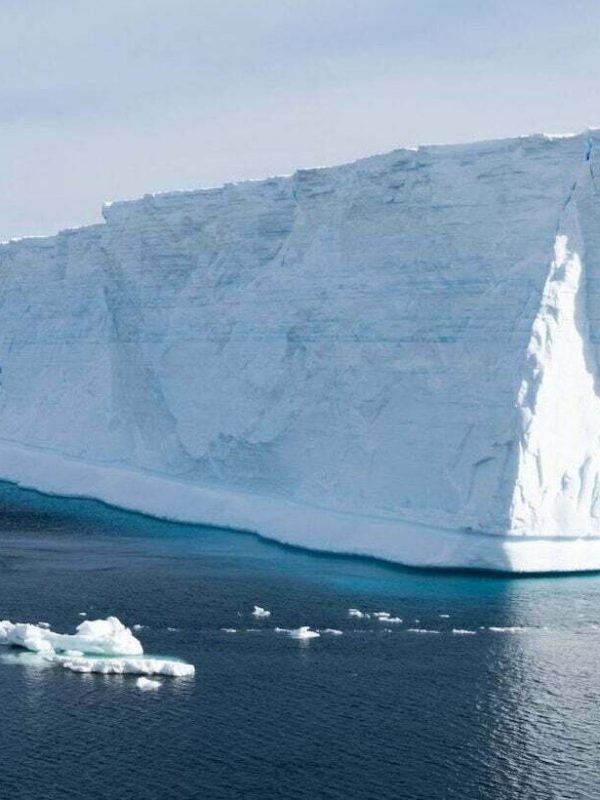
[{"xmin": 0, "ymin": 483, "xmax": 599, "ymax": 800}]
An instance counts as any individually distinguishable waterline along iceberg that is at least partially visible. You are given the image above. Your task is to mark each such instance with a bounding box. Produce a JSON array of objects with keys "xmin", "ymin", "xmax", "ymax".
[{"xmin": 2, "ymin": 132, "xmax": 600, "ymax": 572}]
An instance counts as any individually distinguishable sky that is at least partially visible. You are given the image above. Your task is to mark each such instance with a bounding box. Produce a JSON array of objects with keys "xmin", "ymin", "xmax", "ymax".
[{"xmin": 2, "ymin": 0, "xmax": 600, "ymax": 241}]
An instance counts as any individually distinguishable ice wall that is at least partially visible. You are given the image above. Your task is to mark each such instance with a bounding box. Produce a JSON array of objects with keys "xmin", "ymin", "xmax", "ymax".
[{"xmin": 1, "ymin": 131, "xmax": 600, "ymax": 571}]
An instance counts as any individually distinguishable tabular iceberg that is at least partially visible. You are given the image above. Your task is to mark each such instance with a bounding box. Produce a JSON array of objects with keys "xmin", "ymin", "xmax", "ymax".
[{"xmin": 2, "ymin": 131, "xmax": 600, "ymax": 572}]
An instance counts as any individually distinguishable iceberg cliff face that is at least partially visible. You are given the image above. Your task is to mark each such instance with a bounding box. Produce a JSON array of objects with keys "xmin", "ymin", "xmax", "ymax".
[{"xmin": 1, "ymin": 131, "xmax": 600, "ymax": 572}]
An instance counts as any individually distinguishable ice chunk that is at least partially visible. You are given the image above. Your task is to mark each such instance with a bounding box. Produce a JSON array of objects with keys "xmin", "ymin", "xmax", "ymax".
[
  {"xmin": 136, "ymin": 677, "xmax": 161, "ymax": 690},
  {"xmin": 0, "ymin": 616, "xmax": 194, "ymax": 679},
  {"xmin": 57, "ymin": 655, "xmax": 194, "ymax": 676},
  {"xmin": 488, "ymin": 626, "xmax": 528, "ymax": 633},
  {"xmin": 322, "ymin": 628, "xmax": 343, "ymax": 635},
  {"xmin": 407, "ymin": 629, "xmax": 440, "ymax": 634},
  {"xmin": 373, "ymin": 612, "xmax": 402, "ymax": 623},
  {"xmin": 452, "ymin": 629, "xmax": 477, "ymax": 635},
  {"xmin": 221, "ymin": 628, "xmax": 237, "ymax": 633},
  {"xmin": 288, "ymin": 626, "xmax": 320, "ymax": 640},
  {"xmin": 252, "ymin": 606, "xmax": 271, "ymax": 619},
  {"xmin": 348, "ymin": 609, "xmax": 369, "ymax": 619}
]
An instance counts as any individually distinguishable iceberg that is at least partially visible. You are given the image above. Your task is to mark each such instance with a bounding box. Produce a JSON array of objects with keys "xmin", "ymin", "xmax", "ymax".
[
  {"xmin": 0, "ymin": 617, "xmax": 194, "ymax": 678},
  {"xmin": 2, "ymin": 131, "xmax": 600, "ymax": 572}
]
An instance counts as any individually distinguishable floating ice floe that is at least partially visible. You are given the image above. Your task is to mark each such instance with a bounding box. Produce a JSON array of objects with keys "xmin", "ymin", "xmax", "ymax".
[
  {"xmin": 55, "ymin": 655, "xmax": 194, "ymax": 676},
  {"xmin": 348, "ymin": 608, "xmax": 370, "ymax": 619},
  {"xmin": 252, "ymin": 606, "xmax": 271, "ymax": 619},
  {"xmin": 136, "ymin": 677, "xmax": 161, "ymax": 691},
  {"xmin": 275, "ymin": 626, "xmax": 320, "ymax": 640},
  {"xmin": 488, "ymin": 626, "xmax": 527, "ymax": 633},
  {"xmin": 322, "ymin": 628, "xmax": 343, "ymax": 635},
  {"xmin": 452, "ymin": 629, "xmax": 477, "ymax": 636},
  {"xmin": 407, "ymin": 628, "xmax": 440, "ymax": 634},
  {"xmin": 0, "ymin": 617, "xmax": 194, "ymax": 678},
  {"xmin": 373, "ymin": 612, "xmax": 402, "ymax": 624},
  {"xmin": 38, "ymin": 622, "xmax": 50, "ymax": 629},
  {"xmin": 439, "ymin": 614, "xmax": 450, "ymax": 619},
  {"xmin": 221, "ymin": 628, "xmax": 237, "ymax": 633},
  {"xmin": 78, "ymin": 612, "xmax": 87, "ymax": 617}
]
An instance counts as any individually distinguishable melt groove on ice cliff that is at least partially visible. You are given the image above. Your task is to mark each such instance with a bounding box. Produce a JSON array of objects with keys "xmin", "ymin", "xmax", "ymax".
[{"xmin": 1, "ymin": 131, "xmax": 600, "ymax": 572}]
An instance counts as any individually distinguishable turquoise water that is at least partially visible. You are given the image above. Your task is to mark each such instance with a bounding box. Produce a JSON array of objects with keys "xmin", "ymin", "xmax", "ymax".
[{"xmin": 0, "ymin": 482, "xmax": 598, "ymax": 799}]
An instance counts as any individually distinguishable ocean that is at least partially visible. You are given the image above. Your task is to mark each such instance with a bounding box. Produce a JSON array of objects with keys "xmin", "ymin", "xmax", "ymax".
[{"xmin": 0, "ymin": 481, "xmax": 597, "ymax": 800}]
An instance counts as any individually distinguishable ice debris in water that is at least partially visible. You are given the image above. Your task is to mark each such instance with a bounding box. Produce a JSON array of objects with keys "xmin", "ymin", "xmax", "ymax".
[
  {"xmin": 133, "ymin": 624, "xmax": 144, "ymax": 631},
  {"xmin": 136, "ymin": 677, "xmax": 161, "ymax": 691},
  {"xmin": 488, "ymin": 626, "xmax": 527, "ymax": 633},
  {"xmin": 0, "ymin": 617, "xmax": 194, "ymax": 678},
  {"xmin": 348, "ymin": 608, "xmax": 370, "ymax": 619},
  {"xmin": 252, "ymin": 606, "xmax": 271, "ymax": 619},
  {"xmin": 221, "ymin": 628, "xmax": 237, "ymax": 633},
  {"xmin": 407, "ymin": 629, "xmax": 440, "ymax": 634},
  {"xmin": 439, "ymin": 614, "xmax": 450, "ymax": 619},
  {"xmin": 322, "ymin": 628, "xmax": 343, "ymax": 635},
  {"xmin": 275, "ymin": 626, "xmax": 320, "ymax": 639},
  {"xmin": 452, "ymin": 629, "xmax": 477, "ymax": 636},
  {"xmin": 373, "ymin": 612, "xmax": 402, "ymax": 623}
]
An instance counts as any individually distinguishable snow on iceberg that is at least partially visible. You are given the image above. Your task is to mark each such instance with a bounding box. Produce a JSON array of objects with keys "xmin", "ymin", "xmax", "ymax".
[
  {"xmin": 0, "ymin": 617, "xmax": 194, "ymax": 678},
  {"xmin": 2, "ymin": 132, "xmax": 600, "ymax": 572}
]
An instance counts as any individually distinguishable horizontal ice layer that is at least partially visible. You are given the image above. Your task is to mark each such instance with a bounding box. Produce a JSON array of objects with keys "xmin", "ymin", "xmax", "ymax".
[
  {"xmin": 55, "ymin": 655, "xmax": 195, "ymax": 676},
  {"xmin": 2, "ymin": 131, "xmax": 600, "ymax": 571}
]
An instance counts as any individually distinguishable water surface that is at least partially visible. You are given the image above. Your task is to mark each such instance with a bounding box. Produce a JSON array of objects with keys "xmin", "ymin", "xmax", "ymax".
[{"xmin": 0, "ymin": 482, "xmax": 597, "ymax": 800}]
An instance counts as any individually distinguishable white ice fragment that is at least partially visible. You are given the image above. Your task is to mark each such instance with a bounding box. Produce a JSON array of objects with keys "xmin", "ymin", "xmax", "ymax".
[
  {"xmin": 488, "ymin": 626, "xmax": 527, "ymax": 633},
  {"xmin": 407, "ymin": 629, "xmax": 440, "ymax": 634},
  {"xmin": 78, "ymin": 612, "xmax": 87, "ymax": 617},
  {"xmin": 252, "ymin": 606, "xmax": 271, "ymax": 619},
  {"xmin": 288, "ymin": 626, "xmax": 320, "ymax": 640},
  {"xmin": 439, "ymin": 614, "xmax": 450, "ymax": 619},
  {"xmin": 452, "ymin": 629, "xmax": 477, "ymax": 636},
  {"xmin": 275, "ymin": 626, "xmax": 320, "ymax": 639},
  {"xmin": 37, "ymin": 622, "xmax": 50, "ymax": 629},
  {"xmin": 221, "ymin": 628, "xmax": 237, "ymax": 633},
  {"xmin": 166, "ymin": 627, "xmax": 179, "ymax": 632},
  {"xmin": 348, "ymin": 608, "xmax": 370, "ymax": 619},
  {"xmin": 322, "ymin": 628, "xmax": 343, "ymax": 635},
  {"xmin": 0, "ymin": 616, "xmax": 194, "ymax": 678},
  {"xmin": 136, "ymin": 677, "xmax": 161, "ymax": 690},
  {"xmin": 373, "ymin": 613, "xmax": 402, "ymax": 623},
  {"xmin": 133, "ymin": 624, "xmax": 144, "ymax": 631},
  {"xmin": 57, "ymin": 655, "xmax": 195, "ymax": 676}
]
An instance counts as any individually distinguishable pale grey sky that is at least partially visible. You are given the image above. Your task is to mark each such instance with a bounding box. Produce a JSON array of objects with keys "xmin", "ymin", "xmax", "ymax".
[{"xmin": 2, "ymin": 0, "xmax": 600, "ymax": 240}]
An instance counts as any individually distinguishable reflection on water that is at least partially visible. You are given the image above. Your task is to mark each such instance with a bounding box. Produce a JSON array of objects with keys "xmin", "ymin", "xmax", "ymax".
[{"xmin": 0, "ymin": 481, "xmax": 598, "ymax": 800}]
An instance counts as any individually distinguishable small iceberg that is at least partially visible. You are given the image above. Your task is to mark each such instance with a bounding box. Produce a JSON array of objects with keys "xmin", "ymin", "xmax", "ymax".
[
  {"xmin": 373, "ymin": 612, "xmax": 402, "ymax": 624},
  {"xmin": 136, "ymin": 677, "xmax": 161, "ymax": 691},
  {"xmin": 221, "ymin": 628, "xmax": 237, "ymax": 633},
  {"xmin": 348, "ymin": 608, "xmax": 370, "ymax": 619},
  {"xmin": 0, "ymin": 617, "xmax": 194, "ymax": 679},
  {"xmin": 275, "ymin": 626, "xmax": 320, "ymax": 640},
  {"xmin": 322, "ymin": 628, "xmax": 343, "ymax": 635},
  {"xmin": 252, "ymin": 606, "xmax": 271, "ymax": 619},
  {"xmin": 488, "ymin": 626, "xmax": 527, "ymax": 633},
  {"xmin": 452, "ymin": 629, "xmax": 477, "ymax": 636},
  {"xmin": 407, "ymin": 628, "xmax": 440, "ymax": 634}
]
